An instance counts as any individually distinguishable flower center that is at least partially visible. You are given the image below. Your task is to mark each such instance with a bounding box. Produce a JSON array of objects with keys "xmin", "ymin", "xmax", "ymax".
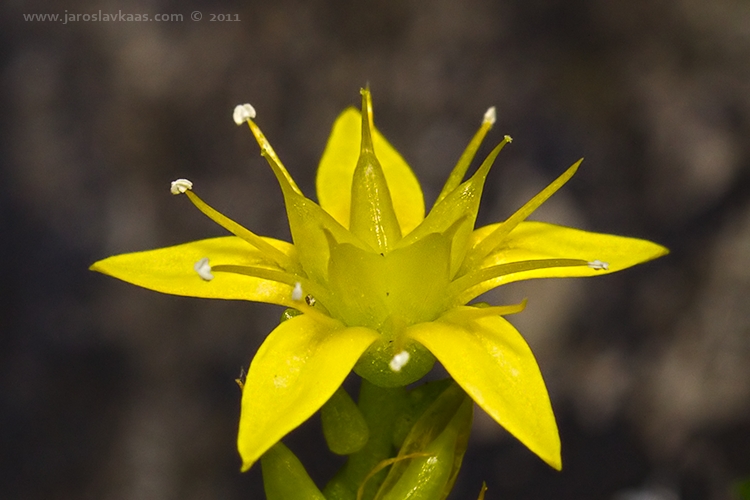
[{"xmin": 324, "ymin": 232, "xmax": 452, "ymax": 333}]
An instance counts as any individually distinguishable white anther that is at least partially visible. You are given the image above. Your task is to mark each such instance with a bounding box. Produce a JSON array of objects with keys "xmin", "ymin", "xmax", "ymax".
[
  {"xmin": 588, "ymin": 260, "xmax": 610, "ymax": 271},
  {"xmin": 389, "ymin": 350, "xmax": 410, "ymax": 372},
  {"xmin": 233, "ymin": 103, "xmax": 256, "ymax": 125},
  {"xmin": 504, "ymin": 134, "xmax": 513, "ymax": 143},
  {"xmin": 483, "ymin": 106, "xmax": 496, "ymax": 125},
  {"xmin": 291, "ymin": 282, "xmax": 303, "ymax": 301},
  {"xmin": 193, "ymin": 257, "xmax": 213, "ymax": 281},
  {"xmin": 170, "ymin": 178, "xmax": 193, "ymax": 195}
]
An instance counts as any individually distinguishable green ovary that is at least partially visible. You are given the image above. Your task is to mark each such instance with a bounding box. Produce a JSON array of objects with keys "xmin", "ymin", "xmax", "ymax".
[{"xmin": 323, "ymin": 232, "xmax": 453, "ymax": 387}]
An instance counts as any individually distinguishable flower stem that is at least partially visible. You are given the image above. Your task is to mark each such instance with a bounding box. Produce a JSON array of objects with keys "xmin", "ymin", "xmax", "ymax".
[{"xmin": 323, "ymin": 378, "xmax": 407, "ymax": 500}]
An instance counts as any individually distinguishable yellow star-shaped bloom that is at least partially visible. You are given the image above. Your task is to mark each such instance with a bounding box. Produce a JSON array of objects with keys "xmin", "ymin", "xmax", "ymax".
[{"xmin": 91, "ymin": 89, "xmax": 667, "ymax": 472}]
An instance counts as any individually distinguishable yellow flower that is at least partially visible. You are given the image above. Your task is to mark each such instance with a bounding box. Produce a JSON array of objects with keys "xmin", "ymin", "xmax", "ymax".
[{"xmin": 91, "ymin": 89, "xmax": 667, "ymax": 472}]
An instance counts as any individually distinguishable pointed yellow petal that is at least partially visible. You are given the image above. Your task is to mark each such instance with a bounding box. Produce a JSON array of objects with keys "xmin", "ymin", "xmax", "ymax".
[
  {"xmin": 90, "ymin": 236, "xmax": 296, "ymax": 305},
  {"xmin": 460, "ymin": 221, "xmax": 669, "ymax": 303},
  {"xmin": 238, "ymin": 315, "xmax": 379, "ymax": 471},
  {"xmin": 317, "ymin": 108, "xmax": 424, "ymax": 235},
  {"xmin": 407, "ymin": 313, "xmax": 561, "ymax": 470}
]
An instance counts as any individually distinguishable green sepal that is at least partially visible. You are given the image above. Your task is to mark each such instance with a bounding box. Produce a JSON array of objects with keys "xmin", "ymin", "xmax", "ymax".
[
  {"xmin": 321, "ymin": 386, "xmax": 370, "ymax": 455},
  {"xmin": 373, "ymin": 381, "xmax": 473, "ymax": 500},
  {"xmin": 260, "ymin": 442, "xmax": 326, "ymax": 500}
]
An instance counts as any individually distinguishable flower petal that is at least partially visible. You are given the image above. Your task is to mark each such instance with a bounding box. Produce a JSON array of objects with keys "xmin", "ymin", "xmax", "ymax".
[
  {"xmin": 237, "ymin": 315, "xmax": 379, "ymax": 471},
  {"xmin": 407, "ymin": 313, "xmax": 561, "ymax": 470},
  {"xmin": 317, "ymin": 107, "xmax": 424, "ymax": 234},
  {"xmin": 459, "ymin": 221, "xmax": 669, "ymax": 303},
  {"xmin": 90, "ymin": 236, "xmax": 296, "ymax": 305}
]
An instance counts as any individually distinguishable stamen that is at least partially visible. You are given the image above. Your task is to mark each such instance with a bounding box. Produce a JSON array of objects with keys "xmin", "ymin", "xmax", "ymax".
[
  {"xmin": 389, "ymin": 350, "xmax": 410, "ymax": 372},
  {"xmin": 291, "ymin": 282, "xmax": 303, "ymax": 301},
  {"xmin": 439, "ymin": 300, "xmax": 528, "ymax": 324},
  {"xmin": 193, "ymin": 257, "xmax": 214, "ymax": 281},
  {"xmin": 244, "ymin": 119, "xmax": 303, "ymax": 196},
  {"xmin": 181, "ymin": 190, "xmax": 296, "ymax": 271},
  {"xmin": 233, "ymin": 104, "xmax": 256, "ymax": 125},
  {"xmin": 449, "ymin": 258, "xmax": 590, "ymax": 303},
  {"xmin": 460, "ymin": 159, "xmax": 582, "ymax": 274},
  {"xmin": 504, "ymin": 134, "xmax": 513, "ymax": 143},
  {"xmin": 211, "ymin": 264, "xmax": 331, "ymax": 306},
  {"xmin": 211, "ymin": 264, "xmax": 339, "ymax": 326},
  {"xmin": 483, "ymin": 106, "xmax": 497, "ymax": 125},
  {"xmin": 170, "ymin": 178, "xmax": 193, "ymax": 195},
  {"xmin": 434, "ymin": 107, "xmax": 501, "ymax": 205},
  {"xmin": 588, "ymin": 260, "xmax": 610, "ymax": 271}
]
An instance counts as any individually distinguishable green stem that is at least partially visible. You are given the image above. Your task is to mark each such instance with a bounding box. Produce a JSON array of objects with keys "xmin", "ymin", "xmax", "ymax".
[{"xmin": 323, "ymin": 378, "xmax": 407, "ymax": 500}]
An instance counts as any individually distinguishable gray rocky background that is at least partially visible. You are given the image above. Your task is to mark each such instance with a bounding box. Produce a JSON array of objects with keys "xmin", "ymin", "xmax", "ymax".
[{"xmin": 2, "ymin": 0, "xmax": 750, "ymax": 498}]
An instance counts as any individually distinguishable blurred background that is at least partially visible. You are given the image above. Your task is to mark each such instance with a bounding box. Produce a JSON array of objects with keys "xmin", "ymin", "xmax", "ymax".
[{"xmin": 2, "ymin": 0, "xmax": 750, "ymax": 498}]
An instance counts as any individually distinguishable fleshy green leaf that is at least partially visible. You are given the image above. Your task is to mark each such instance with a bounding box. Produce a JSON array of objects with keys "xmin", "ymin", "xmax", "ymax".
[
  {"xmin": 261, "ymin": 442, "xmax": 326, "ymax": 500},
  {"xmin": 407, "ymin": 311, "xmax": 561, "ymax": 470},
  {"xmin": 375, "ymin": 382, "xmax": 473, "ymax": 500},
  {"xmin": 392, "ymin": 379, "xmax": 454, "ymax": 448},
  {"xmin": 322, "ymin": 386, "xmax": 370, "ymax": 455},
  {"xmin": 317, "ymin": 109, "xmax": 424, "ymax": 235},
  {"xmin": 458, "ymin": 220, "xmax": 670, "ymax": 303},
  {"xmin": 238, "ymin": 315, "xmax": 379, "ymax": 471},
  {"xmin": 375, "ymin": 389, "xmax": 474, "ymax": 500},
  {"xmin": 90, "ymin": 236, "xmax": 295, "ymax": 305},
  {"xmin": 323, "ymin": 381, "xmax": 408, "ymax": 500}
]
